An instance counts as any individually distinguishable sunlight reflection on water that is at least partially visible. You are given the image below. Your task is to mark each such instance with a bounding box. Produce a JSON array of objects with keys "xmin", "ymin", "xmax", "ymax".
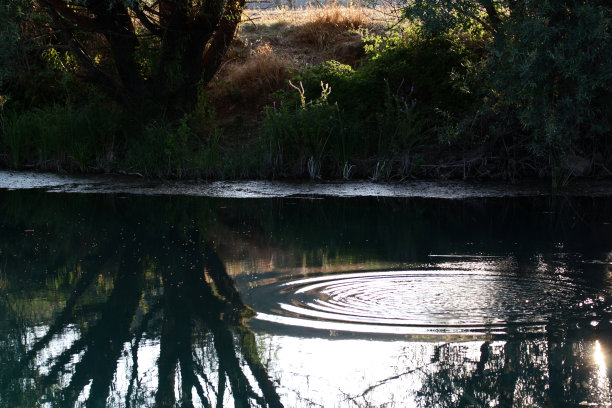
[
  {"xmin": 249, "ymin": 265, "xmax": 608, "ymax": 336},
  {"xmin": 2, "ymin": 189, "xmax": 612, "ymax": 407}
]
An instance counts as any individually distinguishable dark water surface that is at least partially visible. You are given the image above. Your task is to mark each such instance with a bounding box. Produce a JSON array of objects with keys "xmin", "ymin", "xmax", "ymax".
[{"xmin": 1, "ymin": 188, "xmax": 612, "ymax": 407}]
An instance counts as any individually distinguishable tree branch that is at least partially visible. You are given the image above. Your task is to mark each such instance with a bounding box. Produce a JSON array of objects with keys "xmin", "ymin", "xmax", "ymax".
[
  {"xmin": 44, "ymin": 5, "xmax": 120, "ymax": 96},
  {"xmin": 39, "ymin": 0, "xmax": 103, "ymax": 31},
  {"xmin": 201, "ymin": 0, "xmax": 246, "ymax": 85},
  {"xmin": 132, "ymin": 5, "xmax": 163, "ymax": 36}
]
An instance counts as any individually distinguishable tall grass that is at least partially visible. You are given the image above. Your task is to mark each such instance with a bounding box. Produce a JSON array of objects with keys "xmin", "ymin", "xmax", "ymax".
[
  {"xmin": 1, "ymin": 104, "xmax": 122, "ymax": 170},
  {"xmin": 0, "ymin": 6, "xmax": 489, "ymax": 180},
  {"xmin": 214, "ymin": 43, "xmax": 296, "ymax": 104},
  {"xmin": 289, "ymin": 6, "xmax": 371, "ymax": 47},
  {"xmin": 0, "ymin": 99, "xmax": 271, "ymax": 179},
  {"xmin": 262, "ymin": 78, "xmax": 427, "ymax": 179}
]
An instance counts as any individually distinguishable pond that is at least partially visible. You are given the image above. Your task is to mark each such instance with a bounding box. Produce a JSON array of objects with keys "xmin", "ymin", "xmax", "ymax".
[{"xmin": 1, "ymin": 177, "xmax": 611, "ymax": 407}]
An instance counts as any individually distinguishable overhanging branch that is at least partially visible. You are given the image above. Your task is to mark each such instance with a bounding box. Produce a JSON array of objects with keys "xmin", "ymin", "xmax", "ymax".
[
  {"xmin": 133, "ymin": 5, "xmax": 163, "ymax": 36},
  {"xmin": 40, "ymin": 0, "xmax": 104, "ymax": 31},
  {"xmin": 45, "ymin": 5, "xmax": 120, "ymax": 97}
]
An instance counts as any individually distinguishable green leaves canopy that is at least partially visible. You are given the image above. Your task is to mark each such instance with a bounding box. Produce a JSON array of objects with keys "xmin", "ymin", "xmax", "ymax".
[{"xmin": 404, "ymin": 0, "xmax": 612, "ymax": 168}]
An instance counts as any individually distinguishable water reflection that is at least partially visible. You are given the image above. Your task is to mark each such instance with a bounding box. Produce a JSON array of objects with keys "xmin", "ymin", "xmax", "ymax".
[
  {"xmin": 1, "ymin": 191, "xmax": 612, "ymax": 407},
  {"xmin": 252, "ymin": 268, "xmax": 609, "ymax": 336},
  {"xmin": 0, "ymin": 192, "xmax": 282, "ymax": 407}
]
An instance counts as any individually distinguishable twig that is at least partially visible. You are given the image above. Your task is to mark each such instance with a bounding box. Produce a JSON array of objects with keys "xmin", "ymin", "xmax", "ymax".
[{"xmin": 344, "ymin": 362, "xmax": 433, "ymax": 401}]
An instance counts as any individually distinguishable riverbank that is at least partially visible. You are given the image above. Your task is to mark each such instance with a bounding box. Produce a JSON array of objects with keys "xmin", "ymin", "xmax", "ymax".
[
  {"xmin": 2, "ymin": 170, "xmax": 612, "ymax": 198},
  {"xmin": 1, "ymin": 4, "xmax": 610, "ymax": 185}
]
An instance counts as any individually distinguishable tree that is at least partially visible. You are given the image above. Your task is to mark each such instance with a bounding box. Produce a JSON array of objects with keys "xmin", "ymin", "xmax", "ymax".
[
  {"xmin": 29, "ymin": 0, "xmax": 246, "ymax": 114},
  {"xmin": 403, "ymin": 0, "xmax": 612, "ymax": 180}
]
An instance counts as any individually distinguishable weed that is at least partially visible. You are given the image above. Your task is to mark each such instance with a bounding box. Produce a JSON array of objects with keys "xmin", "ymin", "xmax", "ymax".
[
  {"xmin": 342, "ymin": 161, "xmax": 355, "ymax": 180},
  {"xmin": 307, "ymin": 156, "xmax": 321, "ymax": 179},
  {"xmin": 371, "ymin": 159, "xmax": 391, "ymax": 181},
  {"xmin": 260, "ymin": 31, "xmax": 448, "ymax": 179},
  {"xmin": 263, "ymin": 80, "xmax": 339, "ymax": 177}
]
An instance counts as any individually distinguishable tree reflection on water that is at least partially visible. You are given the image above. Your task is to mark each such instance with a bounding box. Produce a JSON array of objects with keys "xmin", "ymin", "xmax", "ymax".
[
  {"xmin": 0, "ymin": 192, "xmax": 283, "ymax": 407},
  {"xmin": 0, "ymin": 191, "xmax": 611, "ymax": 407},
  {"xmin": 412, "ymin": 336, "xmax": 612, "ymax": 408}
]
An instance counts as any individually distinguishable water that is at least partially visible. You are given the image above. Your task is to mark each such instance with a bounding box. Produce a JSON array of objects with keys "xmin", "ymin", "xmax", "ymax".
[{"xmin": 1, "ymin": 186, "xmax": 611, "ymax": 407}]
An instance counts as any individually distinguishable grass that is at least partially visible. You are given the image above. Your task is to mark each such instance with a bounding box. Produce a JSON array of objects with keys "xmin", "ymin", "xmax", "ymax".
[
  {"xmin": 1, "ymin": 103, "xmax": 121, "ymax": 170},
  {"xmin": 3, "ymin": 3, "xmax": 608, "ymax": 183},
  {"xmin": 212, "ymin": 43, "xmax": 296, "ymax": 106},
  {"xmin": 0, "ymin": 5, "xmax": 449, "ymax": 180},
  {"xmin": 288, "ymin": 6, "xmax": 372, "ymax": 47},
  {"xmin": 208, "ymin": 4, "xmax": 393, "ymax": 129}
]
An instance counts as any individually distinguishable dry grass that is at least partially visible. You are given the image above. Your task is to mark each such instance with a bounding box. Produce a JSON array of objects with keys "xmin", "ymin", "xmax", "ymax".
[
  {"xmin": 208, "ymin": 5, "xmax": 395, "ymax": 125},
  {"xmin": 221, "ymin": 43, "xmax": 296, "ymax": 101},
  {"xmin": 208, "ymin": 43, "xmax": 296, "ymax": 128},
  {"xmin": 242, "ymin": 4, "xmax": 394, "ymax": 28},
  {"xmin": 289, "ymin": 6, "xmax": 371, "ymax": 47},
  {"xmin": 233, "ymin": 5, "xmax": 392, "ymax": 69}
]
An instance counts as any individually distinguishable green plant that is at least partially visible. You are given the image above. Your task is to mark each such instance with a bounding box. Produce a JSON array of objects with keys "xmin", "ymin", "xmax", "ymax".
[
  {"xmin": 263, "ymin": 80, "xmax": 341, "ymax": 177},
  {"xmin": 2, "ymin": 103, "xmax": 122, "ymax": 169},
  {"xmin": 259, "ymin": 30, "xmax": 462, "ymax": 179},
  {"xmin": 0, "ymin": 95, "xmax": 7, "ymax": 141},
  {"xmin": 403, "ymin": 0, "xmax": 612, "ymax": 182}
]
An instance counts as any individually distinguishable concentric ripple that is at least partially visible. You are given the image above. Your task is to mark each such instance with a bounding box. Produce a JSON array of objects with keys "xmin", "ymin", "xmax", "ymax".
[{"xmin": 251, "ymin": 270, "xmax": 608, "ymax": 336}]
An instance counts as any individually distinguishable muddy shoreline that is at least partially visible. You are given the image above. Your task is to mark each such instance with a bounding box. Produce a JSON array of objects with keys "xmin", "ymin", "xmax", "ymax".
[{"xmin": 1, "ymin": 170, "xmax": 611, "ymax": 198}]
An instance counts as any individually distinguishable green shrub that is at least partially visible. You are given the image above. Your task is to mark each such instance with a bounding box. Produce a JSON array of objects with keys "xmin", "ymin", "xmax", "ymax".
[
  {"xmin": 261, "ymin": 29, "xmax": 472, "ymax": 178},
  {"xmin": 404, "ymin": 0, "xmax": 612, "ymax": 182},
  {"xmin": 263, "ymin": 81, "xmax": 341, "ymax": 177},
  {"xmin": 486, "ymin": 2, "xmax": 612, "ymax": 163},
  {"xmin": 299, "ymin": 32, "xmax": 474, "ymax": 121},
  {"xmin": 0, "ymin": 0, "xmax": 89, "ymax": 111}
]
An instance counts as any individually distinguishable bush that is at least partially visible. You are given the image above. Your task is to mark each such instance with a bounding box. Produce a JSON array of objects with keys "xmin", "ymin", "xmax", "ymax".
[
  {"xmin": 404, "ymin": 0, "xmax": 612, "ymax": 181},
  {"xmin": 486, "ymin": 2, "xmax": 612, "ymax": 167},
  {"xmin": 298, "ymin": 32, "xmax": 476, "ymax": 117},
  {"xmin": 261, "ymin": 29, "xmax": 474, "ymax": 178}
]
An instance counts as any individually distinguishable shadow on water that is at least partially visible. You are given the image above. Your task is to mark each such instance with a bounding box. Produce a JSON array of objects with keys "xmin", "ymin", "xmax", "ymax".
[{"xmin": 0, "ymin": 190, "xmax": 611, "ymax": 407}]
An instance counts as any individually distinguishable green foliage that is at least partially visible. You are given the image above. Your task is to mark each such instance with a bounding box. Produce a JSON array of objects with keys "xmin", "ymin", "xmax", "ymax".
[
  {"xmin": 122, "ymin": 117, "xmax": 267, "ymax": 179},
  {"xmin": 486, "ymin": 2, "xmax": 612, "ymax": 157},
  {"xmin": 123, "ymin": 119, "xmax": 185, "ymax": 176},
  {"xmin": 298, "ymin": 30, "xmax": 474, "ymax": 129},
  {"xmin": 1, "ymin": 89, "xmax": 268, "ymax": 179},
  {"xmin": 134, "ymin": 35, "xmax": 162, "ymax": 81},
  {"xmin": 0, "ymin": 0, "xmax": 32, "ymax": 90},
  {"xmin": 2, "ymin": 0, "xmax": 608, "ymax": 182},
  {"xmin": 261, "ymin": 29, "xmax": 471, "ymax": 179},
  {"xmin": 122, "ymin": 91, "xmax": 267, "ymax": 179},
  {"xmin": 262, "ymin": 80, "xmax": 428, "ymax": 179},
  {"xmin": 0, "ymin": 0, "xmax": 90, "ymax": 110},
  {"xmin": 263, "ymin": 81, "xmax": 341, "ymax": 177},
  {"xmin": 403, "ymin": 0, "xmax": 612, "ymax": 181},
  {"xmin": 403, "ymin": 0, "xmax": 493, "ymax": 35}
]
